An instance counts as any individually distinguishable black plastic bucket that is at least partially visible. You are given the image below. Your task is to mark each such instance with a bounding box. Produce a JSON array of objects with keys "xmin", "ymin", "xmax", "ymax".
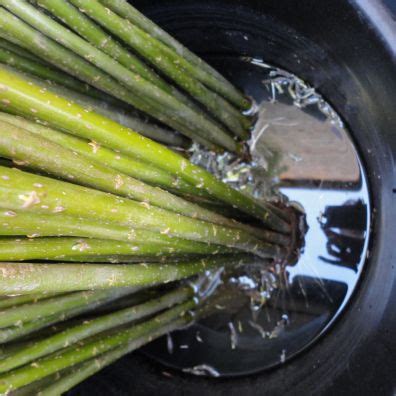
[{"xmin": 70, "ymin": 1, "xmax": 396, "ymax": 394}]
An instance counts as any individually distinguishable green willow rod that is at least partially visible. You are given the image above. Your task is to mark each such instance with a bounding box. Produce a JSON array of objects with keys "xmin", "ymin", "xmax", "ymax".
[
  {"xmin": 0, "ymin": 254, "xmax": 250, "ymax": 294},
  {"xmin": 2, "ymin": 372, "xmax": 57, "ymax": 395},
  {"xmin": 0, "ymin": 14, "xmax": 219, "ymax": 150},
  {"xmin": 54, "ymin": 254, "xmax": 212, "ymax": 264},
  {"xmin": 0, "ymin": 210, "xmax": 231, "ymax": 255},
  {"xmin": 0, "ymin": 316, "xmax": 64, "ymax": 344},
  {"xmin": 0, "ymin": 121, "xmax": 245, "ymax": 230},
  {"xmin": 33, "ymin": 0, "xmax": 209, "ymax": 118},
  {"xmin": 27, "ymin": 83, "xmax": 188, "ymax": 147},
  {"xmin": 0, "ymin": 237, "xmax": 232, "ymax": 261},
  {"xmin": 0, "ymin": 287, "xmax": 168, "ymax": 344},
  {"xmin": 0, "ymin": 67, "xmax": 290, "ymax": 233},
  {"xmin": 0, "ymin": 112, "xmax": 193, "ymax": 190},
  {"xmin": 0, "ymin": 30, "xmax": 41, "ymax": 59},
  {"xmin": 0, "ymin": 167, "xmax": 280, "ymax": 256},
  {"xmin": 0, "ymin": 292, "xmax": 59, "ymax": 310},
  {"xmin": 0, "ymin": 3, "xmax": 237, "ymax": 151},
  {"xmin": 0, "ymin": 288, "xmax": 150, "ymax": 344},
  {"xmin": 0, "ymin": 301, "xmax": 194, "ymax": 393},
  {"xmin": 0, "ymin": 46, "xmax": 109, "ymax": 102},
  {"xmin": 3, "ymin": 294, "xmax": 200, "ymax": 393},
  {"xmin": 0, "ymin": 36, "xmax": 43, "ymax": 63},
  {"xmin": 0, "ymin": 288, "xmax": 139, "ymax": 343},
  {"xmin": 0, "ymin": 211, "xmax": 230, "ymax": 256},
  {"xmin": 0, "ymin": 119, "xmax": 273, "ymax": 241},
  {"xmin": 50, "ymin": 0, "xmax": 249, "ymax": 139},
  {"xmin": 37, "ymin": 319, "xmax": 184, "ymax": 395},
  {"xmin": 0, "ymin": 288, "xmax": 138, "ymax": 328},
  {"xmin": 66, "ymin": 0, "xmax": 249, "ymax": 138},
  {"xmin": 71, "ymin": 287, "xmax": 159, "ymax": 317},
  {"xmin": 0, "ymin": 32, "xmax": 113, "ymax": 102},
  {"xmin": 0, "ymin": 64, "xmax": 186, "ymax": 147},
  {"xmin": 33, "ymin": 0, "xmax": 183, "ymax": 91},
  {"xmin": 0, "ymin": 286, "xmax": 192, "ymax": 373},
  {"xmin": 99, "ymin": 0, "xmax": 250, "ymax": 111},
  {"xmin": 0, "ymin": 341, "xmax": 30, "ymax": 361}
]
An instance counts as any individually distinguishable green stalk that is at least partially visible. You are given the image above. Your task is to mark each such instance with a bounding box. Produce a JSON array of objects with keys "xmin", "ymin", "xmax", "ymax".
[
  {"xmin": 0, "ymin": 21, "xmax": 217, "ymax": 151},
  {"xmin": 0, "ymin": 288, "xmax": 136, "ymax": 328},
  {"xmin": 99, "ymin": 0, "xmax": 250, "ymax": 110},
  {"xmin": 0, "ymin": 45, "xmax": 111, "ymax": 101},
  {"xmin": 34, "ymin": 0, "xmax": 175, "ymax": 90},
  {"xmin": 0, "ymin": 167, "xmax": 279, "ymax": 256},
  {"xmin": 0, "ymin": 237, "xmax": 232, "ymax": 261},
  {"xmin": 0, "ymin": 36, "xmax": 43, "ymax": 63},
  {"xmin": 38, "ymin": 318, "xmax": 184, "ymax": 395},
  {"xmin": 0, "ymin": 301, "xmax": 194, "ymax": 393},
  {"xmin": 74, "ymin": 288, "xmax": 158, "ymax": 318},
  {"xmin": 0, "ymin": 292, "xmax": 59, "ymax": 310},
  {"xmin": 41, "ymin": 281, "xmax": 245, "ymax": 395},
  {"xmin": 0, "ymin": 120, "xmax": 245, "ymax": 230},
  {"xmin": 34, "ymin": 0, "xmax": 210, "ymax": 117},
  {"xmin": 0, "ymin": 288, "xmax": 137, "ymax": 343},
  {"xmin": 0, "ymin": 287, "xmax": 192, "ymax": 373},
  {"xmin": 17, "ymin": 77, "xmax": 188, "ymax": 146},
  {"xmin": 0, "ymin": 4, "xmax": 237, "ymax": 151},
  {"xmin": 51, "ymin": 254, "xmax": 211, "ymax": 264},
  {"xmin": 0, "ymin": 67, "xmax": 290, "ymax": 232},
  {"xmin": 0, "ymin": 119, "xmax": 268, "ymax": 240},
  {"xmin": 0, "ymin": 65, "xmax": 171, "ymax": 147},
  {"xmin": 0, "ymin": 32, "xmax": 116, "ymax": 103},
  {"xmin": 0, "ymin": 180, "xmax": 274, "ymax": 256},
  {"xmin": 0, "ymin": 342, "xmax": 29, "ymax": 361},
  {"xmin": 47, "ymin": 0, "xmax": 247, "ymax": 134},
  {"xmin": 0, "ymin": 317, "xmax": 57, "ymax": 344},
  {"xmin": 0, "ymin": 38, "xmax": 200, "ymax": 149},
  {"xmin": 0, "ymin": 112, "xmax": 193, "ymax": 190},
  {"xmin": 0, "ymin": 211, "xmax": 230, "ymax": 256},
  {"xmin": 67, "ymin": 0, "xmax": 249, "ymax": 138},
  {"xmin": 4, "ymin": 372, "xmax": 56, "ymax": 395},
  {"xmin": 0, "ymin": 254, "xmax": 250, "ymax": 294}
]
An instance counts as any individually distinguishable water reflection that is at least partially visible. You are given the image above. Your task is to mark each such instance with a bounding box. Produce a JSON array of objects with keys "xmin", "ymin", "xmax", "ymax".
[
  {"xmin": 319, "ymin": 200, "xmax": 367, "ymax": 272},
  {"xmin": 144, "ymin": 58, "xmax": 370, "ymax": 377}
]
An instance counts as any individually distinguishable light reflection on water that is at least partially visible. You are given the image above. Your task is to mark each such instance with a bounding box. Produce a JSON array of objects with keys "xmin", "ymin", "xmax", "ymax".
[{"xmin": 143, "ymin": 58, "xmax": 370, "ymax": 377}]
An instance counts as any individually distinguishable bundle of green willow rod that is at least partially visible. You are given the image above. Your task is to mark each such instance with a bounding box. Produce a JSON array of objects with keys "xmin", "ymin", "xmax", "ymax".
[
  {"xmin": 0, "ymin": 0, "xmax": 293, "ymax": 393},
  {"xmin": 0, "ymin": 0, "xmax": 254, "ymax": 151}
]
